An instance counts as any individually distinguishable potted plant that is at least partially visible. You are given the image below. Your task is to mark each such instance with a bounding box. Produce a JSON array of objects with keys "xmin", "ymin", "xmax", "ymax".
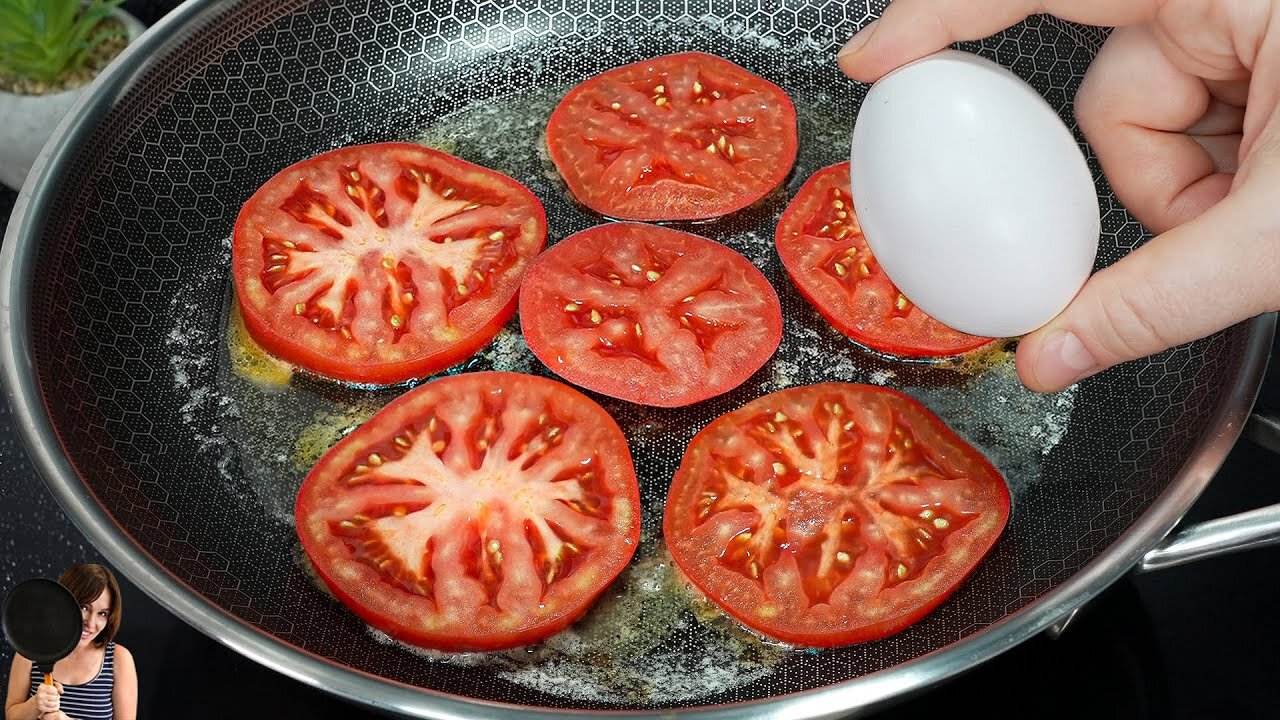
[{"xmin": 0, "ymin": 0, "xmax": 146, "ymax": 190}]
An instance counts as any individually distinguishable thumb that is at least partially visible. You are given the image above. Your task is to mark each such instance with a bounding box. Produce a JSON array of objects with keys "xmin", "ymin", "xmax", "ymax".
[
  {"xmin": 1015, "ymin": 193, "xmax": 1280, "ymax": 392},
  {"xmin": 54, "ymin": 680, "xmax": 63, "ymax": 694}
]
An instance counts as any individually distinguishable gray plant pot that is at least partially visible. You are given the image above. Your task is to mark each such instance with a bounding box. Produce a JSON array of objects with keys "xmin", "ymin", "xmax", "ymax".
[{"xmin": 0, "ymin": 8, "xmax": 146, "ymax": 191}]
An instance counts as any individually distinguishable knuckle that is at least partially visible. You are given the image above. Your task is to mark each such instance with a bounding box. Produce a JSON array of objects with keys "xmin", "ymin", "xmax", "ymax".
[{"xmin": 1083, "ymin": 270, "xmax": 1180, "ymax": 363}]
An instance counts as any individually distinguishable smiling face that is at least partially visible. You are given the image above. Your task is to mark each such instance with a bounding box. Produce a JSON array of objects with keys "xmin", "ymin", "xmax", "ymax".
[{"xmin": 78, "ymin": 589, "xmax": 111, "ymax": 648}]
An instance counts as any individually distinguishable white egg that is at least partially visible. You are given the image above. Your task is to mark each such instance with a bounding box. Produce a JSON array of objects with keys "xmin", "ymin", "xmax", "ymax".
[{"xmin": 849, "ymin": 49, "xmax": 1100, "ymax": 338}]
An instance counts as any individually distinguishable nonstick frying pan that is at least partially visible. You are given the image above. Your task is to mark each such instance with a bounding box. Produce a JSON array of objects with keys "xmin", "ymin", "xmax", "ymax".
[
  {"xmin": 3, "ymin": 1, "xmax": 1280, "ymax": 718},
  {"xmin": 1, "ymin": 579, "xmax": 82, "ymax": 686}
]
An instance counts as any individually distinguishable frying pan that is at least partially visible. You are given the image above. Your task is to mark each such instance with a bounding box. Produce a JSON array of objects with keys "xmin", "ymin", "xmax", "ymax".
[
  {"xmin": 1, "ymin": 579, "xmax": 82, "ymax": 686},
  {"xmin": 3, "ymin": 0, "xmax": 1280, "ymax": 718}
]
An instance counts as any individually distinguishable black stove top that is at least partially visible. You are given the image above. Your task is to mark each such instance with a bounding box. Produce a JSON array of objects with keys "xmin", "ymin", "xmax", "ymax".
[{"xmin": 3, "ymin": 4, "xmax": 1279, "ymax": 715}]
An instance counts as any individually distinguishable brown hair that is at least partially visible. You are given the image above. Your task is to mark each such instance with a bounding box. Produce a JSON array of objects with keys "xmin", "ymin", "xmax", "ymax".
[{"xmin": 58, "ymin": 563, "xmax": 122, "ymax": 648}]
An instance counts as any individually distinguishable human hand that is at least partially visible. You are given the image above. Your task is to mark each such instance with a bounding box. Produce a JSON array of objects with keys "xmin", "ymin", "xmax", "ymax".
[
  {"xmin": 838, "ymin": 0, "xmax": 1280, "ymax": 392},
  {"xmin": 34, "ymin": 680, "xmax": 62, "ymax": 715}
]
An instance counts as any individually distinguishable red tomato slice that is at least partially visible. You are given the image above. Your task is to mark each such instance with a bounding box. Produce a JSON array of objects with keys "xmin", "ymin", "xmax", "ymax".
[
  {"xmin": 546, "ymin": 52, "xmax": 798, "ymax": 221},
  {"xmin": 664, "ymin": 383, "xmax": 1010, "ymax": 647},
  {"xmin": 233, "ymin": 143, "xmax": 547, "ymax": 386},
  {"xmin": 519, "ymin": 222, "xmax": 782, "ymax": 407},
  {"xmin": 775, "ymin": 163, "xmax": 993, "ymax": 358},
  {"xmin": 296, "ymin": 371, "xmax": 641, "ymax": 651}
]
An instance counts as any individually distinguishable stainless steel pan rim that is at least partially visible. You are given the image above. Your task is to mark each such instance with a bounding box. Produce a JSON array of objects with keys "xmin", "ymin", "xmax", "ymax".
[{"xmin": 2, "ymin": 1, "xmax": 1275, "ymax": 717}]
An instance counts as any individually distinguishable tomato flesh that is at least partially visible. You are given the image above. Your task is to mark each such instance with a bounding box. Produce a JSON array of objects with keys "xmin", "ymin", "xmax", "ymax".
[
  {"xmin": 295, "ymin": 371, "xmax": 640, "ymax": 651},
  {"xmin": 664, "ymin": 383, "xmax": 1010, "ymax": 647},
  {"xmin": 233, "ymin": 143, "xmax": 547, "ymax": 385},
  {"xmin": 546, "ymin": 52, "xmax": 798, "ymax": 221},
  {"xmin": 775, "ymin": 162, "xmax": 993, "ymax": 358},
  {"xmin": 519, "ymin": 222, "xmax": 782, "ymax": 407}
]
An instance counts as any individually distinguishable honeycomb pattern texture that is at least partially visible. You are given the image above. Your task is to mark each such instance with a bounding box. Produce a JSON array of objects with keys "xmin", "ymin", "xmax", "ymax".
[{"xmin": 20, "ymin": 0, "xmax": 1257, "ymax": 714}]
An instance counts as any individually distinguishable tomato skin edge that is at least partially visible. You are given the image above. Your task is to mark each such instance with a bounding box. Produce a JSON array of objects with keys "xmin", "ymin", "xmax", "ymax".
[
  {"xmin": 232, "ymin": 142, "xmax": 548, "ymax": 387},
  {"xmin": 235, "ymin": 288, "xmax": 519, "ymax": 387},
  {"xmin": 774, "ymin": 163, "xmax": 994, "ymax": 359},
  {"xmin": 295, "ymin": 371, "xmax": 642, "ymax": 651},
  {"xmin": 546, "ymin": 52, "xmax": 798, "ymax": 222},
  {"xmin": 662, "ymin": 382, "xmax": 1011, "ymax": 648}
]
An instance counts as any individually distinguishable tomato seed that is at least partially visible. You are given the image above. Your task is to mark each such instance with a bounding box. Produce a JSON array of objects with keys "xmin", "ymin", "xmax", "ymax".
[
  {"xmin": 654, "ymin": 84, "xmax": 665, "ymax": 94},
  {"xmin": 771, "ymin": 462, "xmax": 785, "ymax": 475},
  {"xmin": 896, "ymin": 563, "xmax": 909, "ymax": 579},
  {"xmin": 655, "ymin": 97, "xmax": 668, "ymax": 106},
  {"xmin": 590, "ymin": 309, "xmax": 602, "ymax": 324},
  {"xmin": 630, "ymin": 263, "xmax": 642, "ymax": 272},
  {"xmin": 934, "ymin": 518, "xmax": 950, "ymax": 530},
  {"xmin": 833, "ymin": 262, "xmax": 847, "ymax": 277},
  {"xmin": 489, "ymin": 230, "xmax": 505, "ymax": 241},
  {"xmin": 859, "ymin": 263, "xmax": 871, "ymax": 277},
  {"xmin": 390, "ymin": 315, "xmax": 402, "ymax": 329},
  {"xmin": 896, "ymin": 295, "xmax": 910, "ymax": 311},
  {"xmin": 919, "ymin": 509, "xmax": 934, "ymax": 520},
  {"xmin": 431, "ymin": 440, "xmax": 446, "ymax": 453},
  {"xmin": 646, "ymin": 270, "xmax": 661, "ymax": 281},
  {"xmin": 367, "ymin": 453, "xmax": 383, "ymax": 466},
  {"xmin": 345, "ymin": 185, "xmax": 358, "ymax": 197},
  {"xmin": 774, "ymin": 412, "xmax": 788, "ymax": 423},
  {"xmin": 610, "ymin": 102, "xmax": 621, "ymax": 110},
  {"xmin": 564, "ymin": 302, "xmax": 579, "ymax": 312},
  {"xmin": 294, "ymin": 303, "xmax": 306, "ymax": 315},
  {"xmin": 682, "ymin": 295, "xmax": 695, "ymax": 303},
  {"xmin": 456, "ymin": 284, "xmax": 469, "ymax": 295},
  {"xmin": 693, "ymin": 81, "xmax": 703, "ymax": 94},
  {"xmin": 705, "ymin": 143, "xmax": 717, "ymax": 154},
  {"xmin": 836, "ymin": 552, "xmax": 851, "ymax": 564},
  {"xmin": 634, "ymin": 323, "xmax": 643, "ymax": 337},
  {"xmin": 442, "ymin": 188, "xmax": 455, "ymax": 198}
]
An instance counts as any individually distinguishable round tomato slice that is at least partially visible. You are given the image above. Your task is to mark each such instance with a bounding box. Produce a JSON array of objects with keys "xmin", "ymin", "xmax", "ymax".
[
  {"xmin": 295, "ymin": 371, "xmax": 640, "ymax": 651},
  {"xmin": 664, "ymin": 383, "xmax": 1010, "ymax": 648},
  {"xmin": 546, "ymin": 52, "xmax": 798, "ymax": 221},
  {"xmin": 519, "ymin": 222, "xmax": 782, "ymax": 407},
  {"xmin": 775, "ymin": 163, "xmax": 993, "ymax": 358},
  {"xmin": 233, "ymin": 143, "xmax": 547, "ymax": 386}
]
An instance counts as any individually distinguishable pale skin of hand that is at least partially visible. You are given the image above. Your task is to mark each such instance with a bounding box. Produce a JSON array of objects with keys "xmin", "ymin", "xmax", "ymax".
[{"xmin": 838, "ymin": 0, "xmax": 1280, "ymax": 392}]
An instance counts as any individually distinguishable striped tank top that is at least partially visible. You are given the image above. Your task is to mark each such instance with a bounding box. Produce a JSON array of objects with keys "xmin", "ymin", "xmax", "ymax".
[{"xmin": 28, "ymin": 641, "xmax": 115, "ymax": 720}]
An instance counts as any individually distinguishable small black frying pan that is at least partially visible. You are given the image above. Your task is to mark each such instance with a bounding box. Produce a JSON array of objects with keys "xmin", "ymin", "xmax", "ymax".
[{"xmin": 2, "ymin": 579, "xmax": 82, "ymax": 687}]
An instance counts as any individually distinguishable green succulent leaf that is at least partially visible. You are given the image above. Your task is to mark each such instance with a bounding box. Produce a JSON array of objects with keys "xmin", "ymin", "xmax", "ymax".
[{"xmin": 0, "ymin": 0, "xmax": 125, "ymax": 85}]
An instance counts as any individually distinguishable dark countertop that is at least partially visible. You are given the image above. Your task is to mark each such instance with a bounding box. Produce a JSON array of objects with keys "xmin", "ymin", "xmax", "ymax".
[{"xmin": 4, "ymin": 3, "xmax": 1280, "ymax": 717}]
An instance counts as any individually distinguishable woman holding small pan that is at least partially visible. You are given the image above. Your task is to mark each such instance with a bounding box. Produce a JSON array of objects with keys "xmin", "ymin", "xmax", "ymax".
[{"xmin": 4, "ymin": 564, "xmax": 136, "ymax": 720}]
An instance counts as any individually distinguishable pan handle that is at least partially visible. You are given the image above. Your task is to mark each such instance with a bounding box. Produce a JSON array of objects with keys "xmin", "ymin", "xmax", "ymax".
[{"xmin": 1137, "ymin": 409, "xmax": 1280, "ymax": 573}]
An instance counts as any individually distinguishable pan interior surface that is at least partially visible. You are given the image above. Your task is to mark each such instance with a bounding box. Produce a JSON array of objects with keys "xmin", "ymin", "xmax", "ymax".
[{"xmin": 14, "ymin": 0, "xmax": 1262, "ymax": 713}]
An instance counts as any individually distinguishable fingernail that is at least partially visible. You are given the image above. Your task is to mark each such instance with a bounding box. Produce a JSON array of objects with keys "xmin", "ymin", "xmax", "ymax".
[
  {"xmin": 1038, "ymin": 331, "xmax": 1098, "ymax": 389},
  {"xmin": 839, "ymin": 19, "xmax": 879, "ymax": 59}
]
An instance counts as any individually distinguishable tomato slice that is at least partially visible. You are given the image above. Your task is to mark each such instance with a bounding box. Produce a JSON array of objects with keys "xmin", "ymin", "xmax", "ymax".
[
  {"xmin": 233, "ymin": 143, "xmax": 547, "ymax": 386},
  {"xmin": 775, "ymin": 163, "xmax": 993, "ymax": 358},
  {"xmin": 546, "ymin": 52, "xmax": 798, "ymax": 221},
  {"xmin": 519, "ymin": 222, "xmax": 782, "ymax": 407},
  {"xmin": 664, "ymin": 383, "xmax": 1010, "ymax": 647},
  {"xmin": 295, "ymin": 371, "xmax": 640, "ymax": 651}
]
